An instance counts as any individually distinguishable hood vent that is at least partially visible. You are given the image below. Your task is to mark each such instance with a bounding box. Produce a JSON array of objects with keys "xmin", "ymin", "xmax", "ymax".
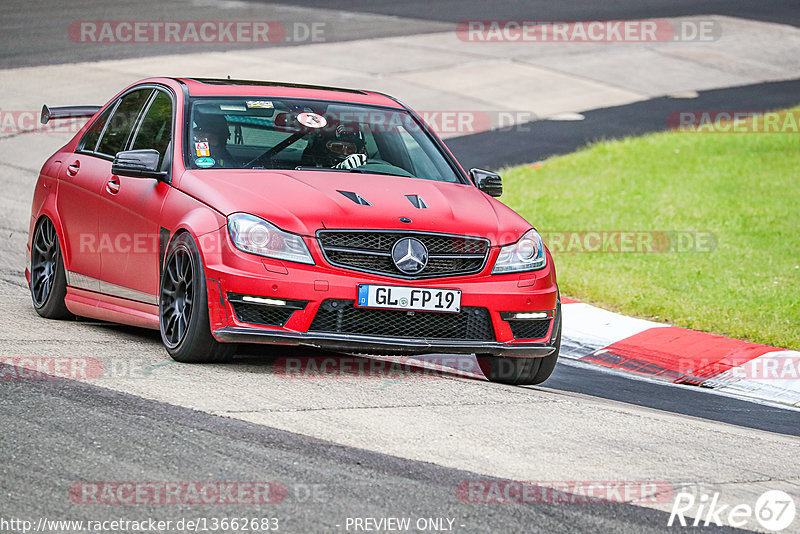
[
  {"xmin": 337, "ymin": 190, "xmax": 372, "ymax": 206},
  {"xmin": 405, "ymin": 195, "xmax": 428, "ymax": 209}
]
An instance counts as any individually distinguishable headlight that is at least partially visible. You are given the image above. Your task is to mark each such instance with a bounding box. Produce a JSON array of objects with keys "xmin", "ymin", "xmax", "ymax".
[
  {"xmin": 492, "ymin": 229, "xmax": 546, "ymax": 274},
  {"xmin": 227, "ymin": 213, "xmax": 314, "ymax": 265}
]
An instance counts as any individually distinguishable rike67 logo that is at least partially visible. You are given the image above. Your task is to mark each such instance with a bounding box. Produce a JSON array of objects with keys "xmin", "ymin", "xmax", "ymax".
[{"xmin": 669, "ymin": 489, "xmax": 796, "ymax": 531}]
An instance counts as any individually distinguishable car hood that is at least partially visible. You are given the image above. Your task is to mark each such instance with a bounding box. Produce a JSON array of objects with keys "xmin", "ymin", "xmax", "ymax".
[{"xmin": 178, "ymin": 169, "xmax": 532, "ymax": 245}]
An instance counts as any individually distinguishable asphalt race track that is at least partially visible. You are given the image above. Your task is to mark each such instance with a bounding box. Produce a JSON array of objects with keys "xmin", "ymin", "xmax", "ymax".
[
  {"xmin": 448, "ymin": 78, "xmax": 800, "ymax": 171},
  {"xmin": 0, "ymin": 0, "xmax": 449, "ymax": 68},
  {"xmin": 3, "ymin": 374, "xmax": 742, "ymax": 534},
  {"xmin": 266, "ymin": 0, "xmax": 800, "ymax": 28},
  {"xmin": 1, "ymin": 2, "xmax": 799, "ymax": 533}
]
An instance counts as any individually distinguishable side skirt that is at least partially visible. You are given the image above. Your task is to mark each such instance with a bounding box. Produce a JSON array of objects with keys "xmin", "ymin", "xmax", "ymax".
[{"xmin": 65, "ymin": 286, "xmax": 159, "ymax": 330}]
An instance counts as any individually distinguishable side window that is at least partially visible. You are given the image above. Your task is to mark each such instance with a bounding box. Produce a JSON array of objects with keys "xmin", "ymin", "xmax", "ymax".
[
  {"xmin": 131, "ymin": 91, "xmax": 173, "ymax": 167},
  {"xmin": 96, "ymin": 89, "xmax": 152, "ymax": 158},
  {"xmin": 78, "ymin": 105, "xmax": 115, "ymax": 153}
]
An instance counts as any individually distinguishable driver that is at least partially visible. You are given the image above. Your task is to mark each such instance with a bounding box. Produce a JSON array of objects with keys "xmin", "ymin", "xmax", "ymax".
[
  {"xmin": 193, "ymin": 112, "xmax": 236, "ymax": 168},
  {"xmin": 305, "ymin": 123, "xmax": 367, "ymax": 169}
]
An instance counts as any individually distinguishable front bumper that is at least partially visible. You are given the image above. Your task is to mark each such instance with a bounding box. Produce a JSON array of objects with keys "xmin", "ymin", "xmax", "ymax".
[
  {"xmin": 201, "ymin": 226, "xmax": 560, "ymax": 356},
  {"xmin": 213, "ymin": 327, "xmax": 558, "ymax": 357}
]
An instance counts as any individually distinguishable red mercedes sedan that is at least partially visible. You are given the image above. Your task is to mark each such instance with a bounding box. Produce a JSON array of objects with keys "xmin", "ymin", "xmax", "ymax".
[{"xmin": 27, "ymin": 77, "xmax": 561, "ymax": 385}]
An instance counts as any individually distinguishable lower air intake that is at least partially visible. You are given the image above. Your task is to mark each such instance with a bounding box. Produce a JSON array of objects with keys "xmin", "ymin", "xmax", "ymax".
[{"xmin": 309, "ymin": 299, "xmax": 495, "ymax": 341}]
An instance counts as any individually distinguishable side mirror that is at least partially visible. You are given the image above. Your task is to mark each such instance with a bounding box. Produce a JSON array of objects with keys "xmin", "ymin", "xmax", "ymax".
[
  {"xmin": 470, "ymin": 168, "xmax": 502, "ymax": 197},
  {"xmin": 112, "ymin": 149, "xmax": 167, "ymax": 180}
]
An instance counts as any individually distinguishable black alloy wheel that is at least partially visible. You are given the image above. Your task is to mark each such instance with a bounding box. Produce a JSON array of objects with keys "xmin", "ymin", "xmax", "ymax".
[
  {"xmin": 30, "ymin": 217, "xmax": 71, "ymax": 318},
  {"xmin": 159, "ymin": 232, "xmax": 235, "ymax": 363}
]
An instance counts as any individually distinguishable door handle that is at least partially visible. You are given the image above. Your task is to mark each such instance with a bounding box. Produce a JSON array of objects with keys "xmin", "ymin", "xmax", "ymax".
[
  {"xmin": 106, "ymin": 177, "xmax": 120, "ymax": 194},
  {"xmin": 67, "ymin": 161, "xmax": 80, "ymax": 176}
]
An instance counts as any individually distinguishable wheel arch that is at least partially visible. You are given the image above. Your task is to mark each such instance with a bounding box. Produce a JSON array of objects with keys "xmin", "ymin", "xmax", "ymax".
[
  {"xmin": 29, "ymin": 208, "xmax": 69, "ymax": 283},
  {"xmin": 160, "ymin": 207, "xmax": 226, "ymax": 273},
  {"xmin": 159, "ymin": 184, "xmax": 227, "ymax": 271}
]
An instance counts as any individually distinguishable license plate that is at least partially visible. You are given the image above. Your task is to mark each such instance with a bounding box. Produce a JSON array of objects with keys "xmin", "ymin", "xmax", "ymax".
[{"xmin": 356, "ymin": 285, "xmax": 462, "ymax": 313}]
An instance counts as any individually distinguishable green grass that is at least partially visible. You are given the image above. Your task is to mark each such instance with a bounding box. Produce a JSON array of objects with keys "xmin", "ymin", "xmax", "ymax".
[{"xmin": 501, "ymin": 114, "xmax": 800, "ymax": 349}]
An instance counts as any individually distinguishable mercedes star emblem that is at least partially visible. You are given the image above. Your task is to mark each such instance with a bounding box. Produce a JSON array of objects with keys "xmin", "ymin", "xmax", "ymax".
[{"xmin": 391, "ymin": 237, "xmax": 429, "ymax": 274}]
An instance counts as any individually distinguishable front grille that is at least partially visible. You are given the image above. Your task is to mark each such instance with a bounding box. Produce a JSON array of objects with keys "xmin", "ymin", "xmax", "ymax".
[
  {"xmin": 507, "ymin": 319, "xmax": 551, "ymax": 340},
  {"xmin": 231, "ymin": 302, "xmax": 295, "ymax": 327},
  {"xmin": 309, "ymin": 299, "xmax": 495, "ymax": 341},
  {"xmin": 317, "ymin": 230, "xmax": 489, "ymax": 279}
]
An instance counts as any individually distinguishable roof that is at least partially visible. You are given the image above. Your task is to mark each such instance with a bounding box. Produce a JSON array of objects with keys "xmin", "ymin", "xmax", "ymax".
[{"xmin": 175, "ymin": 77, "xmax": 404, "ymax": 108}]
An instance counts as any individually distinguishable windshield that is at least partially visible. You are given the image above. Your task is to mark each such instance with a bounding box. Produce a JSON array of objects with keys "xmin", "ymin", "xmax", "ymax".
[{"xmin": 186, "ymin": 97, "xmax": 461, "ymax": 182}]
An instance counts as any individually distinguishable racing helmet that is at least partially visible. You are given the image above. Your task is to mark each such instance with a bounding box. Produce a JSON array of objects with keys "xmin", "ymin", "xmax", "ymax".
[
  {"xmin": 308, "ymin": 123, "xmax": 366, "ymax": 167},
  {"xmin": 194, "ymin": 112, "xmax": 231, "ymax": 146}
]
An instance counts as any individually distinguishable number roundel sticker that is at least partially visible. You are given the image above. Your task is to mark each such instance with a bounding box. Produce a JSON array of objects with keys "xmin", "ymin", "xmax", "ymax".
[{"xmin": 296, "ymin": 112, "xmax": 327, "ymax": 129}]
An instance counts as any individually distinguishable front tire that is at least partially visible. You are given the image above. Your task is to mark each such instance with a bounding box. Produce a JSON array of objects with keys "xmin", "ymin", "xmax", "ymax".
[
  {"xmin": 30, "ymin": 217, "xmax": 72, "ymax": 319},
  {"xmin": 479, "ymin": 306, "xmax": 562, "ymax": 386},
  {"xmin": 159, "ymin": 232, "xmax": 235, "ymax": 363}
]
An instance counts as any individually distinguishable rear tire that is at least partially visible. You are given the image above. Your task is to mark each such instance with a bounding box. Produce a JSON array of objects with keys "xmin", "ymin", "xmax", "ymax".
[
  {"xmin": 159, "ymin": 232, "xmax": 235, "ymax": 363},
  {"xmin": 30, "ymin": 217, "xmax": 72, "ymax": 319},
  {"xmin": 479, "ymin": 305, "xmax": 562, "ymax": 386}
]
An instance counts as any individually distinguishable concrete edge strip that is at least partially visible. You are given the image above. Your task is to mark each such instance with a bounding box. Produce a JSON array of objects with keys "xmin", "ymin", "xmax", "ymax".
[{"xmin": 560, "ymin": 300, "xmax": 800, "ymax": 407}]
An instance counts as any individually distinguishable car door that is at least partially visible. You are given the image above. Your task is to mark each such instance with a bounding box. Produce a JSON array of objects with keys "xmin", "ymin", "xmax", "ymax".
[
  {"xmin": 59, "ymin": 87, "xmax": 152, "ymax": 297},
  {"xmin": 55, "ymin": 104, "xmax": 113, "ymax": 283},
  {"xmin": 98, "ymin": 88, "xmax": 173, "ymax": 302},
  {"xmin": 56, "ymin": 88, "xmax": 150, "ymax": 284}
]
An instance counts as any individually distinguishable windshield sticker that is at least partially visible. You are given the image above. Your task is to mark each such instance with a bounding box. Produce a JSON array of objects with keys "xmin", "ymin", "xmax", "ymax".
[
  {"xmin": 297, "ymin": 112, "xmax": 327, "ymax": 129},
  {"xmin": 195, "ymin": 141, "xmax": 210, "ymax": 157},
  {"xmin": 195, "ymin": 157, "xmax": 216, "ymax": 168},
  {"xmin": 246, "ymin": 100, "xmax": 273, "ymax": 109}
]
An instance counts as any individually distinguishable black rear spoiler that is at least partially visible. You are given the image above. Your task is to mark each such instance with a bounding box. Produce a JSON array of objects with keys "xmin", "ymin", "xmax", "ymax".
[{"xmin": 40, "ymin": 105, "xmax": 101, "ymax": 124}]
